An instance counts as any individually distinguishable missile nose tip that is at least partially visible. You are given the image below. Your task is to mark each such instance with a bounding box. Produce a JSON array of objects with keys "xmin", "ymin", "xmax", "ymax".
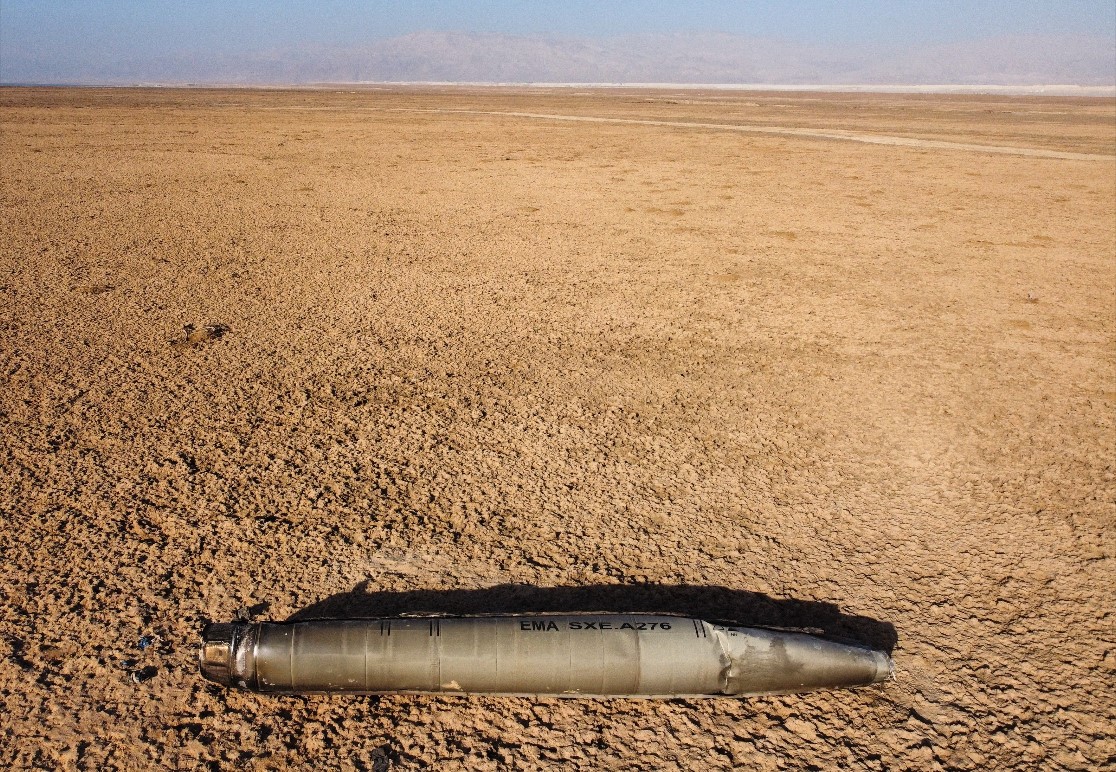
[{"xmin": 872, "ymin": 651, "xmax": 895, "ymax": 684}]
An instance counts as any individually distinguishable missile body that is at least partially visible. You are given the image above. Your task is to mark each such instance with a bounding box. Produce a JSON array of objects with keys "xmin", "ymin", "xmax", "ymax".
[{"xmin": 200, "ymin": 615, "xmax": 892, "ymax": 697}]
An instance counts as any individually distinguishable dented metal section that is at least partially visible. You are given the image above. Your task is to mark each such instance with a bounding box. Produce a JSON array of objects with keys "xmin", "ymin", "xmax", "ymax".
[{"xmin": 200, "ymin": 615, "xmax": 891, "ymax": 697}]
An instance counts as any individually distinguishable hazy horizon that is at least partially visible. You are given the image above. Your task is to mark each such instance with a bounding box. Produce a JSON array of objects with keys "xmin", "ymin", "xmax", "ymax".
[{"xmin": 2, "ymin": 2, "xmax": 1114, "ymax": 87}]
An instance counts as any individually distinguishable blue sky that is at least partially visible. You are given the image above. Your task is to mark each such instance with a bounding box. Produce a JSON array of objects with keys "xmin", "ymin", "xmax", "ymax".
[
  {"xmin": 2, "ymin": 1, "xmax": 1113, "ymax": 85},
  {"xmin": 3, "ymin": 0, "xmax": 1114, "ymax": 56}
]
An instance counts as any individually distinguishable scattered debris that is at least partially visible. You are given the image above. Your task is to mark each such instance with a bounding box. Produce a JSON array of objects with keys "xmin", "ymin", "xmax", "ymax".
[
  {"xmin": 138, "ymin": 635, "xmax": 156, "ymax": 651},
  {"xmin": 1025, "ymin": 292, "xmax": 1040, "ymax": 303},
  {"xmin": 171, "ymin": 322, "xmax": 230, "ymax": 349}
]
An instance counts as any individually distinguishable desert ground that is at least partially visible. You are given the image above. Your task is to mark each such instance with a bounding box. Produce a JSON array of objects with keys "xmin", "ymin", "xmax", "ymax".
[{"xmin": 1, "ymin": 85, "xmax": 1114, "ymax": 770}]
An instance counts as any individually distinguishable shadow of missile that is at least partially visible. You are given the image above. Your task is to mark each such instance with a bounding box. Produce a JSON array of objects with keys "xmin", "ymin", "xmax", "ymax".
[{"xmin": 287, "ymin": 582, "xmax": 898, "ymax": 654}]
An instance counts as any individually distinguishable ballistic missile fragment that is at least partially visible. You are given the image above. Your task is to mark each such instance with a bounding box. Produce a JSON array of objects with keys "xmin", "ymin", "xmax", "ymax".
[{"xmin": 200, "ymin": 615, "xmax": 892, "ymax": 697}]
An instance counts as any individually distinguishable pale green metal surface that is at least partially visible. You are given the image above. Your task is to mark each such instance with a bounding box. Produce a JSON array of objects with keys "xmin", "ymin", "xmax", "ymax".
[{"xmin": 200, "ymin": 615, "xmax": 892, "ymax": 697}]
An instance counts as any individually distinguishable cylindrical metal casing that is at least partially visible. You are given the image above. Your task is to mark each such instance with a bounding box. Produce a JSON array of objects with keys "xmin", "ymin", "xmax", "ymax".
[{"xmin": 200, "ymin": 615, "xmax": 892, "ymax": 697}]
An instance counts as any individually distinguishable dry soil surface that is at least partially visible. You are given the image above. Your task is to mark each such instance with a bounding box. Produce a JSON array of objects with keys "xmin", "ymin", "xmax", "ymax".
[{"xmin": 1, "ymin": 86, "xmax": 1114, "ymax": 770}]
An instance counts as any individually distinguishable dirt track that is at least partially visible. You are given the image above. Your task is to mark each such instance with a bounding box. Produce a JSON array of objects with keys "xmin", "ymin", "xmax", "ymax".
[
  {"xmin": 1, "ymin": 86, "xmax": 1114, "ymax": 770},
  {"xmin": 394, "ymin": 108, "xmax": 1116, "ymax": 160}
]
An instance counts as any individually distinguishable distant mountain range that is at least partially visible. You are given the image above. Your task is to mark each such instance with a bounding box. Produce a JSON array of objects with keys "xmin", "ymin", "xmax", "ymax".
[{"xmin": 3, "ymin": 31, "xmax": 1114, "ymax": 87}]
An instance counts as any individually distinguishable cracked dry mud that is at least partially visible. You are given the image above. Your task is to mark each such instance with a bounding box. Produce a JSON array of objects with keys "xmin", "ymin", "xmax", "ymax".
[{"xmin": 1, "ymin": 87, "xmax": 1114, "ymax": 770}]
